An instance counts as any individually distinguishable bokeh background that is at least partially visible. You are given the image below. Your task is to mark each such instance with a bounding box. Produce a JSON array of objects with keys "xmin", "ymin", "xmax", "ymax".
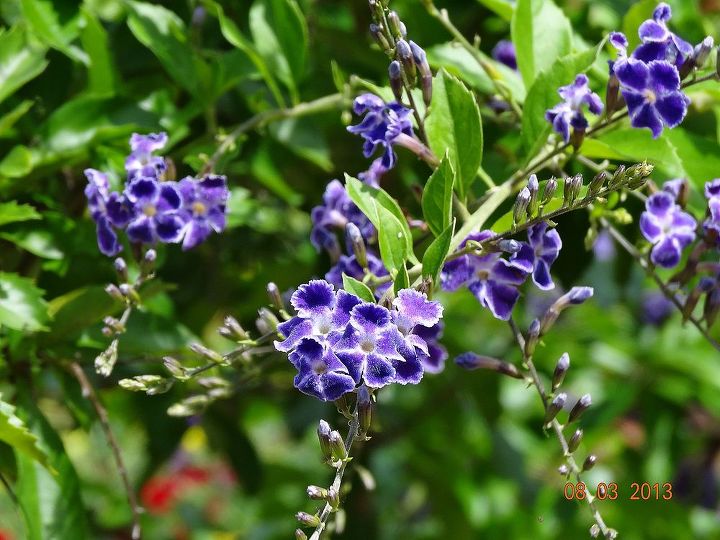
[{"xmin": 1, "ymin": 0, "xmax": 720, "ymax": 538}]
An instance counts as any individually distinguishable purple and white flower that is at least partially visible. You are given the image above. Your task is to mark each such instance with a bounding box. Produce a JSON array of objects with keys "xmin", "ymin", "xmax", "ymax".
[
  {"xmin": 545, "ymin": 74, "xmax": 603, "ymax": 143},
  {"xmin": 177, "ymin": 175, "xmax": 229, "ymax": 251},
  {"xmin": 288, "ymin": 337, "xmax": 356, "ymax": 402},
  {"xmin": 640, "ymin": 191, "xmax": 696, "ymax": 268},
  {"xmin": 633, "ymin": 3, "xmax": 693, "ymax": 69},
  {"xmin": 513, "ymin": 222, "xmax": 563, "ymax": 290},
  {"xmin": 125, "ymin": 132, "xmax": 168, "ymax": 180},
  {"xmin": 492, "ymin": 40, "xmax": 517, "ymax": 70},
  {"xmin": 124, "ymin": 177, "xmax": 185, "ymax": 245}
]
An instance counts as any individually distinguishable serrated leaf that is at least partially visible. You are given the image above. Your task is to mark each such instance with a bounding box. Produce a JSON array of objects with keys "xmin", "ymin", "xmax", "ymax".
[
  {"xmin": 425, "ymin": 70, "xmax": 483, "ymax": 200},
  {"xmin": 422, "ymin": 154, "xmax": 455, "ymax": 237},
  {"xmin": 422, "ymin": 219, "xmax": 455, "ymax": 286},
  {"xmin": 511, "ymin": 0, "xmax": 572, "ymax": 88},
  {"xmin": 0, "ymin": 272, "xmax": 49, "ymax": 332},
  {"xmin": 0, "ymin": 201, "xmax": 41, "ymax": 227},
  {"xmin": 0, "ymin": 26, "xmax": 48, "ymax": 105},
  {"xmin": 521, "ymin": 40, "xmax": 606, "ymax": 153},
  {"xmin": 342, "ymin": 274, "xmax": 375, "ymax": 303},
  {"xmin": 0, "ymin": 396, "xmax": 52, "ymax": 471}
]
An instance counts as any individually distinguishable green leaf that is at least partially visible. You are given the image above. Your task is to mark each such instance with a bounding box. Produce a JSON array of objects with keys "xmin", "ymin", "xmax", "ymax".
[
  {"xmin": 622, "ymin": 0, "xmax": 657, "ymax": 50},
  {"xmin": 345, "ymin": 175, "xmax": 415, "ymax": 261},
  {"xmin": 0, "ymin": 272, "xmax": 49, "ymax": 332},
  {"xmin": 0, "ymin": 201, "xmax": 40, "ymax": 227},
  {"xmin": 422, "ymin": 154, "xmax": 455, "ymax": 237},
  {"xmin": 475, "ymin": 0, "xmax": 515, "ymax": 21},
  {"xmin": 665, "ymin": 129, "xmax": 720, "ymax": 190},
  {"xmin": 126, "ymin": 1, "xmax": 208, "ymax": 97},
  {"xmin": 15, "ymin": 396, "xmax": 90, "ymax": 540},
  {"xmin": 249, "ymin": 0, "xmax": 308, "ymax": 103},
  {"xmin": 0, "ymin": 145, "xmax": 34, "ymax": 178},
  {"xmin": 422, "ymin": 219, "xmax": 455, "ymax": 286},
  {"xmin": 511, "ymin": 0, "xmax": 572, "ymax": 88},
  {"xmin": 20, "ymin": 0, "xmax": 88, "ymax": 64},
  {"xmin": 79, "ymin": 7, "xmax": 116, "ymax": 95},
  {"xmin": 45, "ymin": 286, "xmax": 120, "ymax": 341},
  {"xmin": 376, "ymin": 204, "xmax": 409, "ymax": 276},
  {"xmin": 0, "ymin": 26, "xmax": 49, "ymax": 105},
  {"xmin": 521, "ymin": 39, "xmax": 606, "ymax": 153},
  {"xmin": 0, "ymin": 228, "xmax": 64, "ymax": 259},
  {"xmin": 425, "ymin": 70, "xmax": 483, "ymax": 200},
  {"xmin": 0, "ymin": 396, "xmax": 51, "ymax": 472},
  {"xmin": 0, "ymin": 99, "xmax": 34, "ymax": 137},
  {"xmin": 341, "ymin": 274, "xmax": 375, "ymax": 303}
]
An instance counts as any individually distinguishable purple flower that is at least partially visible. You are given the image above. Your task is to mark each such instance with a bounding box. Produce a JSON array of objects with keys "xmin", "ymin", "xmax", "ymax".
[
  {"xmin": 640, "ymin": 291, "xmax": 674, "ymax": 326},
  {"xmin": 411, "ymin": 322, "xmax": 448, "ymax": 374},
  {"xmin": 84, "ymin": 169, "xmax": 134, "ymax": 256},
  {"xmin": 640, "ymin": 191, "xmax": 696, "ymax": 268},
  {"xmin": 288, "ymin": 337, "xmax": 356, "ymax": 401},
  {"xmin": 125, "ymin": 133, "xmax": 168, "ymax": 180},
  {"xmin": 325, "ymin": 250, "xmax": 390, "ymax": 298},
  {"xmin": 357, "ymin": 158, "xmax": 388, "ymax": 188},
  {"xmin": 310, "ymin": 180, "xmax": 374, "ymax": 254},
  {"xmin": 347, "ymin": 94, "xmax": 414, "ymax": 169},
  {"xmin": 611, "ymin": 33, "xmax": 690, "ymax": 138},
  {"xmin": 513, "ymin": 222, "xmax": 563, "ymax": 290},
  {"xmin": 705, "ymin": 178, "xmax": 720, "ymax": 200},
  {"xmin": 634, "ymin": 3, "xmax": 693, "ymax": 69},
  {"xmin": 441, "ymin": 231, "xmax": 530, "ymax": 320},
  {"xmin": 593, "ymin": 230, "xmax": 616, "ymax": 262},
  {"xmin": 124, "ymin": 177, "xmax": 186, "ymax": 245},
  {"xmin": 177, "ymin": 175, "xmax": 229, "ymax": 250},
  {"xmin": 492, "ymin": 40, "xmax": 517, "ymax": 70},
  {"xmin": 545, "ymin": 74, "xmax": 603, "ymax": 143}
]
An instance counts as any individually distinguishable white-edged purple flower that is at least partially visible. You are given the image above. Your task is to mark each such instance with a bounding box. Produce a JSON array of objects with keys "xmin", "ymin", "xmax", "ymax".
[
  {"xmin": 288, "ymin": 337, "xmax": 356, "ymax": 401},
  {"xmin": 310, "ymin": 180, "xmax": 374, "ymax": 254},
  {"xmin": 640, "ymin": 191, "xmax": 696, "ymax": 268},
  {"xmin": 441, "ymin": 231, "xmax": 531, "ymax": 320},
  {"xmin": 84, "ymin": 169, "xmax": 135, "ymax": 256},
  {"xmin": 177, "ymin": 175, "xmax": 229, "ymax": 250},
  {"xmin": 633, "ymin": 3, "xmax": 693, "ymax": 69},
  {"xmin": 545, "ymin": 74, "xmax": 603, "ymax": 143},
  {"xmin": 124, "ymin": 177, "xmax": 185, "ymax": 245},
  {"xmin": 513, "ymin": 222, "xmax": 563, "ymax": 290},
  {"xmin": 611, "ymin": 32, "xmax": 689, "ymax": 138},
  {"xmin": 411, "ymin": 322, "xmax": 448, "ymax": 374},
  {"xmin": 492, "ymin": 40, "xmax": 517, "ymax": 70},
  {"xmin": 347, "ymin": 93, "xmax": 414, "ymax": 169},
  {"xmin": 325, "ymin": 250, "xmax": 390, "ymax": 298},
  {"xmin": 357, "ymin": 158, "xmax": 388, "ymax": 188},
  {"xmin": 125, "ymin": 132, "xmax": 168, "ymax": 180}
]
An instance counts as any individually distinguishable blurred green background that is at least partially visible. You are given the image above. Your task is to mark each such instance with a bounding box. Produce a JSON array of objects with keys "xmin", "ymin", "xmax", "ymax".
[{"xmin": 1, "ymin": 0, "xmax": 720, "ymax": 538}]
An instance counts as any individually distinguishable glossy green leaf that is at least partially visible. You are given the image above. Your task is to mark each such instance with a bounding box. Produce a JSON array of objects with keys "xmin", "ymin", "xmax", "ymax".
[
  {"xmin": 79, "ymin": 7, "xmax": 116, "ymax": 95},
  {"xmin": 342, "ymin": 274, "xmax": 375, "ymax": 303},
  {"xmin": 0, "ymin": 145, "xmax": 34, "ymax": 178},
  {"xmin": 0, "ymin": 272, "xmax": 49, "ymax": 332},
  {"xmin": 0, "ymin": 201, "xmax": 40, "ymax": 227},
  {"xmin": 422, "ymin": 219, "xmax": 455, "ymax": 286},
  {"xmin": 0, "ymin": 396, "xmax": 51, "ymax": 471},
  {"xmin": 422, "ymin": 154, "xmax": 455, "ymax": 237},
  {"xmin": 521, "ymin": 40, "xmax": 605, "ymax": 154},
  {"xmin": 622, "ymin": 0, "xmax": 656, "ymax": 50},
  {"xmin": 45, "ymin": 286, "xmax": 120, "ymax": 341},
  {"xmin": 376, "ymin": 204, "xmax": 409, "ymax": 276},
  {"xmin": 0, "ymin": 99, "xmax": 34, "ymax": 137},
  {"xmin": 665, "ymin": 129, "xmax": 720, "ymax": 190},
  {"xmin": 0, "ymin": 26, "xmax": 48, "ymax": 105},
  {"xmin": 425, "ymin": 70, "xmax": 483, "ymax": 200},
  {"xmin": 249, "ymin": 0, "xmax": 308, "ymax": 103},
  {"xmin": 511, "ymin": 0, "xmax": 572, "ymax": 88},
  {"xmin": 20, "ymin": 0, "xmax": 88, "ymax": 64}
]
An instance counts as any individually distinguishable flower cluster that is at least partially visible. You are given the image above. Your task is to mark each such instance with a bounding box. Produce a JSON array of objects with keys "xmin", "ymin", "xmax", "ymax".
[
  {"xmin": 274, "ymin": 281, "xmax": 444, "ymax": 401},
  {"xmin": 441, "ymin": 223, "xmax": 562, "ymax": 320},
  {"xmin": 85, "ymin": 133, "xmax": 229, "ymax": 256},
  {"xmin": 545, "ymin": 74, "xmax": 603, "ymax": 143},
  {"xmin": 607, "ymin": 3, "xmax": 703, "ymax": 138},
  {"xmin": 639, "ymin": 182, "xmax": 696, "ymax": 268}
]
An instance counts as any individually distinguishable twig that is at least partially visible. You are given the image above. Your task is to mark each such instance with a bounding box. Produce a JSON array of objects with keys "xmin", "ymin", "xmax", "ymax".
[
  {"xmin": 507, "ymin": 318, "xmax": 616, "ymax": 538},
  {"xmin": 600, "ymin": 218, "xmax": 720, "ymax": 352},
  {"xmin": 69, "ymin": 363, "xmax": 143, "ymax": 540}
]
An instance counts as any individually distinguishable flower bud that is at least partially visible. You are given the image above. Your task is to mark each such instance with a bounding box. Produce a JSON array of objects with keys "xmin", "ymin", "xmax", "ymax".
[
  {"xmin": 104, "ymin": 284, "xmax": 125, "ymax": 302},
  {"xmin": 395, "ymin": 39, "xmax": 416, "ymax": 82},
  {"xmin": 119, "ymin": 375, "xmax": 173, "ymax": 395},
  {"xmin": 562, "ymin": 176, "xmax": 573, "ymax": 207},
  {"xmin": 358, "ymin": 385, "xmax": 373, "ymax": 436},
  {"xmin": 95, "ymin": 339, "xmax": 119, "ymax": 377},
  {"xmin": 568, "ymin": 394, "xmax": 592, "ymax": 423},
  {"xmin": 692, "ymin": 37, "xmax": 714, "ymax": 72},
  {"xmin": 544, "ymin": 392, "xmax": 567, "ymax": 424},
  {"xmin": 570, "ymin": 174, "xmax": 583, "ymax": 202},
  {"xmin": 552, "ymin": 353, "xmax": 570, "ymax": 391},
  {"xmin": 329, "ymin": 430, "xmax": 347, "ymax": 462},
  {"xmin": 582, "ymin": 454, "xmax": 597, "ymax": 471},
  {"xmin": 527, "ymin": 174, "xmax": 539, "ymax": 217},
  {"xmin": 455, "ymin": 353, "xmax": 524, "ymax": 379},
  {"xmin": 257, "ymin": 307, "xmax": 279, "ymax": 333},
  {"xmin": 388, "ymin": 60, "xmax": 404, "ymax": 102},
  {"xmin": 558, "ymin": 464, "xmax": 569, "ymax": 475},
  {"xmin": 167, "ymin": 395, "xmax": 209, "ymax": 417},
  {"xmin": 704, "ymin": 288, "xmax": 720, "ymax": 328},
  {"xmin": 590, "ymin": 524, "xmax": 601, "ymax": 539},
  {"xmin": 513, "ymin": 187, "xmax": 531, "ymax": 226},
  {"xmin": 525, "ymin": 319, "xmax": 541, "ymax": 357},
  {"xmin": 605, "ymin": 73, "xmax": 620, "ymax": 115},
  {"xmin": 224, "ymin": 315, "xmax": 248, "ymax": 341},
  {"xmin": 295, "ymin": 529, "xmax": 308, "ymax": 540},
  {"xmin": 542, "ymin": 176, "xmax": 558, "ymax": 206},
  {"xmin": 497, "ymin": 239, "xmax": 521, "ymax": 254},
  {"xmin": 295, "ymin": 512, "xmax": 321, "ymax": 528},
  {"xmin": 327, "ymin": 487, "xmax": 340, "ymax": 508},
  {"xmin": 387, "ymin": 11, "xmax": 405, "ymax": 38},
  {"xmin": 609, "ymin": 164, "xmax": 626, "ymax": 188},
  {"xmin": 568, "ymin": 428, "xmax": 583, "ymax": 452},
  {"xmin": 346, "ymin": 223, "xmax": 368, "ymax": 269},
  {"xmin": 567, "ymin": 286, "xmax": 594, "ymax": 304},
  {"xmin": 113, "ymin": 257, "xmax": 128, "ymax": 282},
  {"xmin": 190, "ymin": 342, "xmax": 224, "ymax": 364},
  {"xmin": 119, "ymin": 283, "xmax": 141, "ymax": 304},
  {"xmin": 142, "ymin": 248, "xmax": 157, "ymax": 274},
  {"xmin": 267, "ymin": 282, "xmax": 284, "ymax": 312},
  {"xmin": 317, "ymin": 420, "xmax": 332, "ymax": 462},
  {"xmin": 307, "ymin": 485, "xmax": 329, "ymax": 500},
  {"xmin": 588, "ymin": 171, "xmax": 607, "ymax": 196},
  {"xmin": 369, "ymin": 23, "xmax": 391, "ymax": 53},
  {"xmin": 409, "ymin": 41, "xmax": 432, "ymax": 106},
  {"xmin": 163, "ymin": 356, "xmax": 189, "ymax": 380}
]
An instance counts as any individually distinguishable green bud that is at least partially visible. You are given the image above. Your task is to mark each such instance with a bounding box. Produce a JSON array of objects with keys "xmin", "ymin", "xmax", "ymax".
[
  {"xmin": 95, "ymin": 339, "xmax": 119, "ymax": 377},
  {"xmin": 267, "ymin": 282, "xmax": 284, "ymax": 312},
  {"xmin": 295, "ymin": 529, "xmax": 308, "ymax": 540},
  {"xmin": 163, "ymin": 356, "xmax": 189, "ymax": 381},
  {"xmin": 167, "ymin": 395, "xmax": 210, "ymax": 417},
  {"xmin": 306, "ymin": 485, "xmax": 329, "ymax": 500},
  {"xmin": 329, "ymin": 430, "xmax": 347, "ymax": 462},
  {"xmin": 525, "ymin": 319, "xmax": 540, "ymax": 357},
  {"xmin": 317, "ymin": 420, "xmax": 333, "ymax": 462},
  {"xmin": 542, "ymin": 177, "xmax": 558, "ymax": 205},
  {"xmin": 295, "ymin": 512, "xmax": 321, "ymax": 528},
  {"xmin": 587, "ymin": 171, "xmax": 607, "ymax": 196},
  {"xmin": 513, "ymin": 187, "xmax": 531, "ymax": 226},
  {"xmin": 358, "ymin": 386, "xmax": 373, "ymax": 436},
  {"xmin": 190, "ymin": 342, "xmax": 224, "ymax": 364},
  {"xmin": 119, "ymin": 375, "xmax": 173, "ymax": 395}
]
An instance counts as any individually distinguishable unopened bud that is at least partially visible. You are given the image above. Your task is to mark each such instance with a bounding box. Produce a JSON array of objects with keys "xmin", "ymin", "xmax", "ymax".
[
  {"xmin": 163, "ymin": 356, "xmax": 189, "ymax": 380},
  {"xmin": 567, "ymin": 286, "xmax": 594, "ymax": 305},
  {"xmin": 525, "ymin": 319, "xmax": 541, "ymax": 357},
  {"xmin": 568, "ymin": 394, "xmax": 592, "ymax": 423},
  {"xmin": 558, "ymin": 464, "xmax": 569, "ymax": 475},
  {"xmin": 571, "ymin": 174, "xmax": 583, "ymax": 202},
  {"xmin": 113, "ymin": 257, "xmax": 128, "ymax": 282},
  {"xmin": 257, "ymin": 307, "xmax": 279, "ymax": 332},
  {"xmin": 295, "ymin": 512, "xmax": 321, "ymax": 528},
  {"xmin": 317, "ymin": 420, "xmax": 332, "ymax": 462},
  {"xmin": 119, "ymin": 283, "xmax": 141, "ymax": 304},
  {"xmin": 544, "ymin": 392, "xmax": 567, "ymax": 424},
  {"xmin": 370, "ymin": 23, "xmax": 391, "ymax": 53},
  {"xmin": 224, "ymin": 315, "xmax": 248, "ymax": 340},
  {"xmin": 562, "ymin": 176, "xmax": 573, "ymax": 206},
  {"xmin": 605, "ymin": 74, "xmax": 620, "ymax": 115},
  {"xmin": 388, "ymin": 60, "xmax": 404, "ymax": 101},
  {"xmin": 329, "ymin": 430, "xmax": 347, "ymax": 462},
  {"xmin": 387, "ymin": 11, "xmax": 405, "ymax": 38},
  {"xmin": 395, "ymin": 39, "xmax": 416, "ymax": 81},
  {"xmin": 513, "ymin": 187, "xmax": 531, "ymax": 226},
  {"xmin": 588, "ymin": 171, "xmax": 607, "ymax": 196},
  {"xmin": 358, "ymin": 386, "xmax": 373, "ymax": 436},
  {"xmin": 527, "ymin": 174, "xmax": 539, "ymax": 217},
  {"xmin": 552, "ymin": 353, "xmax": 570, "ymax": 391},
  {"xmin": 409, "ymin": 41, "xmax": 432, "ymax": 106},
  {"xmin": 590, "ymin": 524, "xmax": 601, "ymax": 538},
  {"xmin": 582, "ymin": 454, "xmax": 597, "ymax": 471},
  {"xmin": 141, "ymin": 248, "xmax": 156, "ymax": 276},
  {"xmin": 327, "ymin": 487, "xmax": 340, "ymax": 508},
  {"xmin": 267, "ymin": 282, "xmax": 284, "ymax": 311},
  {"xmin": 295, "ymin": 529, "xmax": 308, "ymax": 540},
  {"xmin": 307, "ymin": 485, "xmax": 329, "ymax": 500},
  {"xmin": 609, "ymin": 164, "xmax": 626, "ymax": 188},
  {"xmin": 704, "ymin": 288, "xmax": 720, "ymax": 327},
  {"xmin": 498, "ymin": 239, "xmax": 521, "ymax": 254},
  {"xmin": 455, "ymin": 353, "xmax": 524, "ymax": 379},
  {"xmin": 94, "ymin": 339, "xmax": 119, "ymax": 377},
  {"xmin": 542, "ymin": 176, "xmax": 558, "ymax": 205},
  {"xmin": 105, "ymin": 284, "xmax": 125, "ymax": 302},
  {"xmin": 346, "ymin": 223, "xmax": 368, "ymax": 269},
  {"xmin": 568, "ymin": 428, "xmax": 583, "ymax": 452},
  {"xmin": 189, "ymin": 342, "xmax": 224, "ymax": 364}
]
